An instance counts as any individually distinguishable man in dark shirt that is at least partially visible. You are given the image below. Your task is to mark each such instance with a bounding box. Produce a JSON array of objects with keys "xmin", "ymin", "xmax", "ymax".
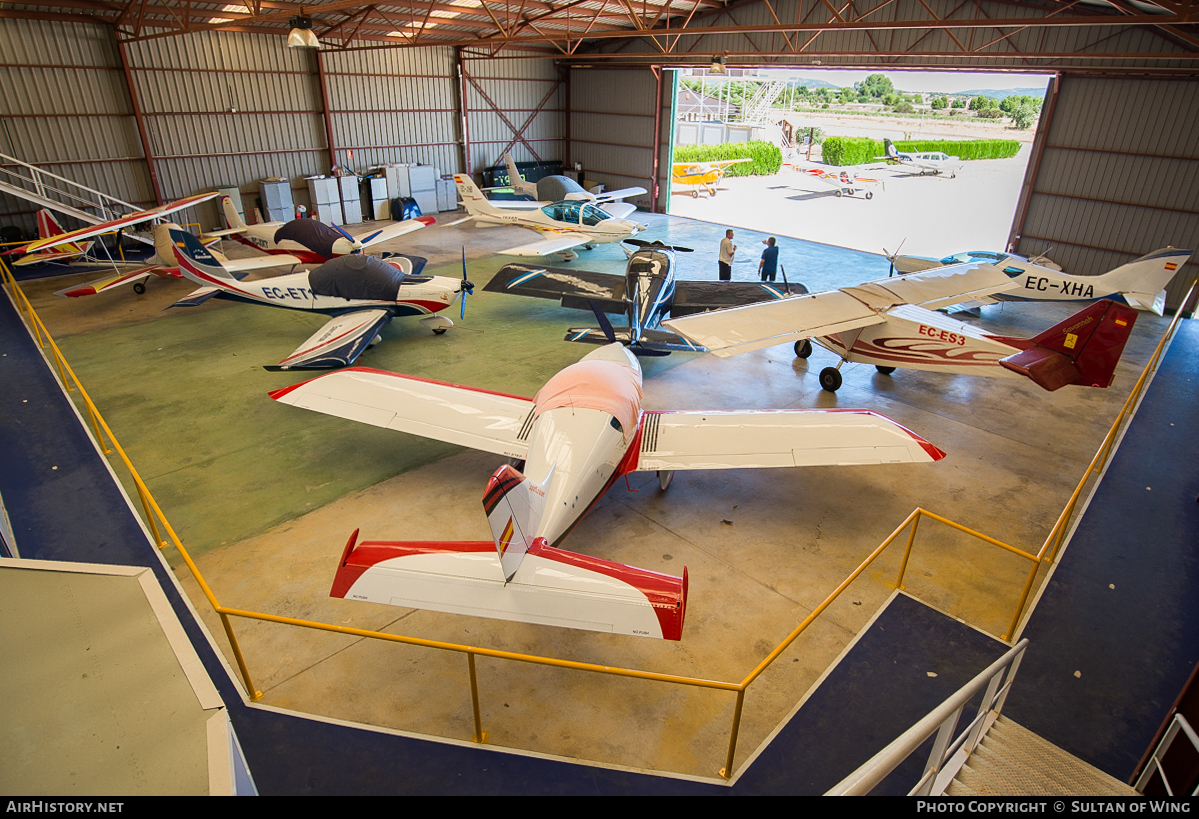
[{"xmin": 759, "ymin": 237, "xmax": 779, "ymax": 282}]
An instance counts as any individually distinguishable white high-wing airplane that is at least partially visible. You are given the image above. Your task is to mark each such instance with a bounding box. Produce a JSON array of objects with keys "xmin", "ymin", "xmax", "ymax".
[
  {"xmin": 168, "ymin": 228, "xmax": 470, "ymax": 369},
  {"xmin": 205, "ymin": 196, "xmax": 435, "ymax": 265},
  {"xmin": 270, "ymin": 343, "xmax": 946, "ymax": 640},
  {"xmin": 454, "ymin": 174, "xmax": 647, "ymax": 262},
  {"xmin": 879, "ymin": 139, "xmax": 964, "ymax": 178},
  {"xmin": 796, "ymin": 166, "xmax": 883, "ymax": 199},
  {"xmin": 885, "ymin": 247, "xmax": 1191, "ymax": 316},
  {"xmin": 499, "ymin": 153, "xmax": 646, "ymax": 220},
  {"xmin": 663, "ymin": 264, "xmax": 1140, "ymax": 393}
]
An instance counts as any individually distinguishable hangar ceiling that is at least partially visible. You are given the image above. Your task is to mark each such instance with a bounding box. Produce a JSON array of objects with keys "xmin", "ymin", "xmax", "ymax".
[{"xmin": 3, "ymin": 0, "xmax": 1197, "ymax": 72}]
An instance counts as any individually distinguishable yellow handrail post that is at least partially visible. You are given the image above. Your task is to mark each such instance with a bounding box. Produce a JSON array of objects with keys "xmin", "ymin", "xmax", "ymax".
[
  {"xmin": 1004, "ymin": 557, "xmax": 1043, "ymax": 642},
  {"xmin": 133, "ymin": 482, "xmax": 166, "ymax": 549},
  {"xmin": 218, "ymin": 612, "xmax": 263, "ymax": 701},
  {"xmin": 894, "ymin": 512, "xmax": 921, "ymax": 590},
  {"xmin": 721, "ymin": 687, "xmax": 746, "ymax": 780},
  {"xmin": 468, "ymin": 652, "xmax": 487, "ymax": 743}
]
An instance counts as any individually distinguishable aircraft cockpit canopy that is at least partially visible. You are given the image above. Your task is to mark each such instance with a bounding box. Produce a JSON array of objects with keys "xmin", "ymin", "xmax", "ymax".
[
  {"xmin": 940, "ymin": 251, "xmax": 1009, "ymax": 265},
  {"xmin": 541, "ymin": 201, "xmax": 610, "ymax": 226}
]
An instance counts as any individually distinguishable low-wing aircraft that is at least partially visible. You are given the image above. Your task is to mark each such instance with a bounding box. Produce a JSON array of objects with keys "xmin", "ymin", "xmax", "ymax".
[
  {"xmin": 167, "ymin": 228, "xmax": 471, "ymax": 369},
  {"xmin": 270, "ymin": 343, "xmax": 946, "ymax": 640},
  {"xmin": 454, "ymin": 174, "xmax": 647, "ymax": 262},
  {"xmin": 885, "ymin": 246, "xmax": 1191, "ymax": 316},
  {"xmin": 55, "ymin": 223, "xmax": 302, "ymax": 298},
  {"xmin": 205, "ymin": 196, "xmax": 435, "ymax": 264},
  {"xmin": 498, "ymin": 153, "xmax": 646, "ymax": 220},
  {"xmin": 879, "ymin": 139, "xmax": 963, "ymax": 178},
  {"xmin": 797, "ymin": 167, "xmax": 883, "ymax": 199},
  {"xmin": 672, "ymin": 158, "xmax": 752, "ymax": 198},
  {"xmin": 663, "ymin": 264, "xmax": 1139, "ymax": 393},
  {"xmin": 484, "ymin": 239, "xmax": 807, "ymax": 355}
]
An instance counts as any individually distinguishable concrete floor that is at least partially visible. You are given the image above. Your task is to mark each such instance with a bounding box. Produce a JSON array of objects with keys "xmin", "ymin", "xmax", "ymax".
[{"xmin": 14, "ymin": 210, "xmax": 1168, "ymax": 780}]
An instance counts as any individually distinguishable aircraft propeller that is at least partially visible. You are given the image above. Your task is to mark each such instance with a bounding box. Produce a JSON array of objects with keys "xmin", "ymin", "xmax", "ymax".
[
  {"xmin": 623, "ymin": 238, "xmax": 694, "ymax": 253},
  {"xmin": 459, "ymin": 247, "xmax": 475, "ymax": 319},
  {"xmin": 882, "ymin": 238, "xmax": 907, "ymax": 277}
]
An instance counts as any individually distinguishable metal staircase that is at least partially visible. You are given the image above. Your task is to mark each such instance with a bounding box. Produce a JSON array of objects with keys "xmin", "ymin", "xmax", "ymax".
[
  {"xmin": 739, "ymin": 80, "xmax": 787, "ymax": 124},
  {"xmin": 948, "ymin": 717, "xmax": 1137, "ymax": 796},
  {"xmin": 0, "ymin": 151, "xmax": 138, "ymax": 227}
]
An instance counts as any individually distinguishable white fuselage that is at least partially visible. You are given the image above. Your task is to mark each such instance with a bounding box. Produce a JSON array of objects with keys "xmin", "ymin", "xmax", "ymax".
[{"xmin": 473, "ymin": 205, "xmax": 642, "ymax": 245}]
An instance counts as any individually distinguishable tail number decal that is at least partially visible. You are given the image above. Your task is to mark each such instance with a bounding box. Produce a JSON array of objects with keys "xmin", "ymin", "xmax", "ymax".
[
  {"xmin": 1026, "ymin": 277, "xmax": 1096, "ymax": 298},
  {"xmin": 918, "ymin": 325, "xmax": 966, "ymax": 346},
  {"xmin": 264, "ymin": 286, "xmax": 312, "ymax": 300}
]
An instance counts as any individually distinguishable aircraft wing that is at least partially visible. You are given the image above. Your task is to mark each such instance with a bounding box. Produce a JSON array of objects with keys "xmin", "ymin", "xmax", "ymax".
[
  {"xmin": 355, "ymin": 216, "xmax": 436, "ymax": 250},
  {"xmin": 18, "ymin": 192, "xmax": 220, "ymax": 254},
  {"xmin": 663, "ymin": 289, "xmax": 885, "ymax": 358},
  {"xmin": 634, "ymin": 409, "xmax": 945, "ymax": 471},
  {"xmin": 272, "ymin": 309, "xmax": 394, "ymax": 370},
  {"xmin": 671, "ymin": 280, "xmax": 807, "ymax": 316},
  {"xmin": 500, "ymin": 232, "xmax": 598, "ymax": 258},
  {"xmin": 54, "ymin": 265, "xmax": 164, "ymax": 298},
  {"xmin": 594, "ymin": 187, "xmax": 648, "ymax": 202},
  {"xmin": 270, "ymin": 367, "xmax": 535, "ymax": 459},
  {"xmin": 844, "ymin": 263, "xmax": 1017, "ymax": 311},
  {"xmin": 169, "ymin": 286, "xmax": 222, "ymax": 308},
  {"xmin": 220, "ymin": 254, "xmax": 302, "ymax": 273},
  {"xmin": 486, "ymin": 263, "xmax": 625, "ymax": 312},
  {"xmin": 597, "ymin": 202, "xmax": 637, "ymax": 220}
]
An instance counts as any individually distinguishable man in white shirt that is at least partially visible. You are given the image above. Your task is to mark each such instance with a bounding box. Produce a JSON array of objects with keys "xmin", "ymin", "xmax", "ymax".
[{"xmin": 718, "ymin": 229, "xmax": 736, "ymax": 281}]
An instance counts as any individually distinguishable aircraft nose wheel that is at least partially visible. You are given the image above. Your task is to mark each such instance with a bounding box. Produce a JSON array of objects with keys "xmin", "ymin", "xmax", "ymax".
[
  {"xmin": 132, "ymin": 282, "xmax": 146, "ymax": 294},
  {"xmin": 875, "ymin": 365, "xmax": 896, "ymax": 374},
  {"xmin": 432, "ymin": 327, "xmax": 448, "ymax": 335},
  {"xmin": 794, "ymin": 339, "xmax": 813, "ymax": 358},
  {"xmin": 819, "ymin": 367, "xmax": 843, "ymax": 392},
  {"xmin": 866, "ymin": 192, "xmax": 874, "ymax": 200}
]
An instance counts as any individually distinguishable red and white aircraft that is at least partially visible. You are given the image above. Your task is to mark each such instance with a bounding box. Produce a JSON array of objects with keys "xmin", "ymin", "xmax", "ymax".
[
  {"xmin": 208, "ymin": 196, "xmax": 434, "ymax": 264},
  {"xmin": 270, "ymin": 343, "xmax": 946, "ymax": 640},
  {"xmin": 797, "ymin": 167, "xmax": 883, "ymax": 200},
  {"xmin": 12, "ymin": 210, "xmax": 96, "ymax": 267},
  {"xmin": 664, "ymin": 264, "xmax": 1140, "ymax": 392},
  {"xmin": 169, "ymin": 228, "xmax": 468, "ymax": 369}
]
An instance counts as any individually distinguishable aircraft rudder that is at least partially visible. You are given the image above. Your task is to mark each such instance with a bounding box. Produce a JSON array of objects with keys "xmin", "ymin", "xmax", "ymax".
[
  {"xmin": 1002, "ymin": 299, "xmax": 1138, "ymax": 390},
  {"xmin": 168, "ymin": 226, "xmax": 236, "ymax": 282},
  {"xmin": 482, "ymin": 463, "xmax": 550, "ymax": 581},
  {"xmin": 221, "ymin": 195, "xmax": 247, "ymax": 231},
  {"xmin": 1099, "ymin": 248, "xmax": 1192, "ymax": 299}
]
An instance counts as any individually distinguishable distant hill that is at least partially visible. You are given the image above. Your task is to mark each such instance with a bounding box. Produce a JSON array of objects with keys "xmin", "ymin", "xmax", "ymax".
[
  {"xmin": 956, "ymin": 87, "xmax": 1047, "ymax": 100},
  {"xmin": 783, "ymin": 77, "xmax": 846, "ymax": 90}
]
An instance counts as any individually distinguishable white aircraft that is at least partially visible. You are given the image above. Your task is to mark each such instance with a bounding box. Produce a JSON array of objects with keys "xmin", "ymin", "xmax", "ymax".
[
  {"xmin": 880, "ymin": 139, "xmax": 963, "ymax": 178},
  {"xmin": 797, "ymin": 166, "xmax": 883, "ymax": 199},
  {"xmin": 663, "ymin": 264, "xmax": 1140, "ymax": 393},
  {"xmin": 168, "ymin": 228, "xmax": 470, "ymax": 369},
  {"xmin": 454, "ymin": 174, "xmax": 647, "ymax": 262},
  {"xmin": 270, "ymin": 343, "xmax": 946, "ymax": 640},
  {"xmin": 206, "ymin": 196, "xmax": 435, "ymax": 264},
  {"xmin": 499, "ymin": 153, "xmax": 646, "ymax": 220},
  {"xmin": 884, "ymin": 246, "xmax": 1191, "ymax": 316}
]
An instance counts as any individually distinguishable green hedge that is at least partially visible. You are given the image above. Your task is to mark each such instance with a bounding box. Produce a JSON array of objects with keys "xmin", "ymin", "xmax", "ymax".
[
  {"xmin": 821, "ymin": 137, "xmax": 1022, "ymax": 166},
  {"xmin": 673, "ymin": 141, "xmax": 782, "ymax": 176}
]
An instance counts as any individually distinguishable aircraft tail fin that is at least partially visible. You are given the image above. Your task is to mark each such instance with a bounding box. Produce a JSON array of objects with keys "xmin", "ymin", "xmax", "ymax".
[
  {"xmin": 482, "ymin": 463, "xmax": 552, "ymax": 582},
  {"xmin": 36, "ymin": 209, "xmax": 66, "ymax": 240},
  {"xmin": 1097, "ymin": 248, "xmax": 1192, "ymax": 315},
  {"xmin": 221, "ymin": 195, "xmax": 247, "ymax": 231},
  {"xmin": 884, "ymin": 138, "xmax": 898, "ymax": 158},
  {"xmin": 999, "ymin": 299, "xmax": 1138, "ymax": 390},
  {"xmin": 503, "ymin": 153, "xmax": 536, "ymax": 198},
  {"xmin": 453, "ymin": 174, "xmax": 502, "ymax": 218},
  {"xmin": 168, "ymin": 227, "xmax": 239, "ymax": 286}
]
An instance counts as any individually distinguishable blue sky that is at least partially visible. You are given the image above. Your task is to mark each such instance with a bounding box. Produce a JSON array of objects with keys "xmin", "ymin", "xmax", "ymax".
[{"xmin": 757, "ymin": 68, "xmax": 1051, "ymax": 94}]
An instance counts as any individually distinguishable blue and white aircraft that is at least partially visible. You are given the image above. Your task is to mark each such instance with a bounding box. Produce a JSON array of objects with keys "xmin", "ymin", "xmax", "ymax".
[{"xmin": 167, "ymin": 228, "xmax": 472, "ymax": 369}]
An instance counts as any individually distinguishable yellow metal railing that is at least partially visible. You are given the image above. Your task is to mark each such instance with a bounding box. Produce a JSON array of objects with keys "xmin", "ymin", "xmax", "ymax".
[{"xmin": 3, "ymin": 255, "xmax": 1193, "ymax": 780}]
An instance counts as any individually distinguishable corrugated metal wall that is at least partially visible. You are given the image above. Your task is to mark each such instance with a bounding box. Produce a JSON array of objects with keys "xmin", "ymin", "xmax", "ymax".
[
  {"xmin": 462, "ymin": 55, "xmax": 563, "ymax": 176},
  {"xmin": 0, "ymin": 19, "xmax": 151, "ymax": 234},
  {"xmin": 568, "ymin": 67, "xmax": 664, "ymax": 212},
  {"xmin": 1011, "ymin": 75, "xmax": 1199, "ymax": 313}
]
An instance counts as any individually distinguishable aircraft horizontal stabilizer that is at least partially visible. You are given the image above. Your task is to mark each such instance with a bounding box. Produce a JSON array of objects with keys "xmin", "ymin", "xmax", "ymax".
[
  {"xmin": 1122, "ymin": 290, "xmax": 1166, "ymax": 316},
  {"xmin": 274, "ymin": 308, "xmax": 393, "ymax": 370},
  {"xmin": 329, "ymin": 529, "xmax": 687, "ymax": 640},
  {"xmin": 997, "ymin": 299, "xmax": 1138, "ymax": 391},
  {"xmin": 168, "ymin": 286, "xmax": 221, "ymax": 308}
]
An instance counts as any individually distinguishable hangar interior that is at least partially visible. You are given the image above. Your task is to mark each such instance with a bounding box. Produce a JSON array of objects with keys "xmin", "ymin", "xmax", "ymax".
[{"xmin": 1, "ymin": 0, "xmax": 1198, "ymax": 796}]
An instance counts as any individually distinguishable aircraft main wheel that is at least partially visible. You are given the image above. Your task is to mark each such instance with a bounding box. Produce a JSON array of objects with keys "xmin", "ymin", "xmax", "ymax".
[
  {"xmin": 794, "ymin": 339, "xmax": 813, "ymax": 359},
  {"xmin": 875, "ymin": 365, "xmax": 896, "ymax": 374},
  {"xmin": 432, "ymin": 327, "xmax": 448, "ymax": 335},
  {"xmin": 691, "ymin": 191, "xmax": 699, "ymax": 199},
  {"xmin": 133, "ymin": 282, "xmax": 146, "ymax": 294},
  {"xmin": 866, "ymin": 192, "xmax": 874, "ymax": 200},
  {"xmin": 847, "ymin": 189, "xmax": 855, "ymax": 196},
  {"xmin": 658, "ymin": 470, "xmax": 675, "ymax": 491},
  {"xmin": 950, "ymin": 172, "xmax": 957, "ymax": 179},
  {"xmin": 836, "ymin": 189, "xmax": 843, "ymax": 197},
  {"xmin": 819, "ymin": 367, "xmax": 843, "ymax": 392}
]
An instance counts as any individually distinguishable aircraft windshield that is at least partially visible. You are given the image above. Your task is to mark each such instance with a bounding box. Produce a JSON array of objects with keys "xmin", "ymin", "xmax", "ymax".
[
  {"xmin": 940, "ymin": 251, "xmax": 1009, "ymax": 265},
  {"xmin": 540, "ymin": 201, "xmax": 610, "ymax": 226}
]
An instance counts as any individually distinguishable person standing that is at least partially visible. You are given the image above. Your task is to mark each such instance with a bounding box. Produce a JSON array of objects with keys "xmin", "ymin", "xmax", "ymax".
[
  {"xmin": 759, "ymin": 236, "xmax": 779, "ymax": 282},
  {"xmin": 718, "ymin": 229, "xmax": 736, "ymax": 281}
]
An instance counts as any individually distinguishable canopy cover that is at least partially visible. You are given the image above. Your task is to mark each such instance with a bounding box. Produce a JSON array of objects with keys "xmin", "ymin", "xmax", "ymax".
[
  {"xmin": 308, "ymin": 254, "xmax": 409, "ymax": 301},
  {"xmin": 274, "ymin": 218, "xmax": 347, "ymax": 260},
  {"xmin": 533, "ymin": 359, "xmax": 642, "ymax": 442}
]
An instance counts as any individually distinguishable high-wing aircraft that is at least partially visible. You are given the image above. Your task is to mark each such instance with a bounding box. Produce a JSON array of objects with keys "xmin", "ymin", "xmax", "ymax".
[
  {"xmin": 884, "ymin": 246, "xmax": 1191, "ymax": 316},
  {"xmin": 879, "ymin": 139, "xmax": 963, "ymax": 178},
  {"xmin": 797, "ymin": 167, "xmax": 883, "ymax": 199},
  {"xmin": 484, "ymin": 239, "xmax": 806, "ymax": 355},
  {"xmin": 454, "ymin": 174, "xmax": 647, "ymax": 262},
  {"xmin": 664, "ymin": 264, "xmax": 1140, "ymax": 393},
  {"xmin": 671, "ymin": 158, "xmax": 752, "ymax": 198},
  {"xmin": 55, "ymin": 223, "xmax": 302, "ymax": 298},
  {"xmin": 498, "ymin": 153, "xmax": 646, "ymax": 220},
  {"xmin": 167, "ymin": 228, "xmax": 470, "ymax": 369},
  {"xmin": 270, "ymin": 343, "xmax": 946, "ymax": 640},
  {"xmin": 205, "ymin": 196, "xmax": 435, "ymax": 264}
]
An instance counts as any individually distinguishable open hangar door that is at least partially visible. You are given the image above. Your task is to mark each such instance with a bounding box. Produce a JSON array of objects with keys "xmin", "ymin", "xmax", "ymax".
[{"xmin": 1009, "ymin": 74, "xmax": 1199, "ymax": 315}]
